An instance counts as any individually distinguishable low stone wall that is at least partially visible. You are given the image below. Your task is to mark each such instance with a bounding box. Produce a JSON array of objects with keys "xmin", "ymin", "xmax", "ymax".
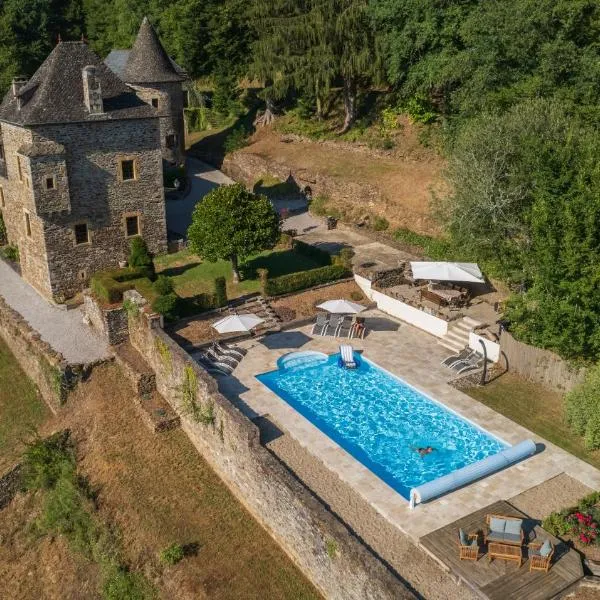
[
  {"xmin": 500, "ymin": 331, "xmax": 586, "ymax": 392},
  {"xmin": 128, "ymin": 308, "xmax": 415, "ymax": 600},
  {"xmin": 83, "ymin": 291, "xmax": 128, "ymax": 346},
  {"xmin": 0, "ymin": 464, "xmax": 22, "ymax": 510},
  {"xmin": 0, "ymin": 294, "xmax": 78, "ymax": 411}
]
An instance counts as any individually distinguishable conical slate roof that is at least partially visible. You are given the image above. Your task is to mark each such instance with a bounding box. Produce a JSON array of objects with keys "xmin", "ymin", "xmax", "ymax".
[
  {"xmin": 0, "ymin": 41, "xmax": 154, "ymax": 126},
  {"xmin": 122, "ymin": 17, "xmax": 186, "ymax": 84}
]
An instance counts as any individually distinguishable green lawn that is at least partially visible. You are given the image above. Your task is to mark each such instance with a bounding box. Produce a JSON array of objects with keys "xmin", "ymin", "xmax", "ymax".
[
  {"xmin": 465, "ymin": 373, "xmax": 600, "ymax": 470},
  {"xmin": 154, "ymin": 248, "xmax": 324, "ymax": 315},
  {"xmin": 0, "ymin": 338, "xmax": 50, "ymax": 472}
]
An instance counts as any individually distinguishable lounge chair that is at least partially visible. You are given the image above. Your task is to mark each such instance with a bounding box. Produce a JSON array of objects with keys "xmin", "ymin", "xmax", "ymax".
[
  {"xmin": 457, "ymin": 528, "xmax": 479, "ymax": 561},
  {"xmin": 529, "ymin": 540, "xmax": 554, "ymax": 572},
  {"xmin": 206, "ymin": 347, "xmax": 238, "ymax": 368},
  {"xmin": 442, "ymin": 348, "xmax": 472, "ymax": 368},
  {"xmin": 324, "ymin": 314, "xmax": 343, "ymax": 336},
  {"xmin": 311, "ymin": 313, "xmax": 330, "ymax": 336},
  {"xmin": 455, "ymin": 355, "xmax": 484, "ymax": 375},
  {"xmin": 339, "ymin": 344, "xmax": 357, "ymax": 369},
  {"xmin": 451, "ymin": 351, "xmax": 481, "ymax": 373},
  {"xmin": 336, "ymin": 317, "xmax": 354, "ymax": 338},
  {"xmin": 196, "ymin": 354, "xmax": 233, "ymax": 376},
  {"xmin": 484, "ymin": 514, "xmax": 524, "ymax": 547},
  {"xmin": 214, "ymin": 341, "xmax": 245, "ymax": 360}
]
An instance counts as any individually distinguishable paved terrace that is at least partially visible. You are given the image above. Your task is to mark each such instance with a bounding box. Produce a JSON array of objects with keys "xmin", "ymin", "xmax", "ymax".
[
  {"xmin": 0, "ymin": 260, "xmax": 110, "ymax": 364},
  {"xmin": 216, "ymin": 311, "xmax": 600, "ymax": 542}
]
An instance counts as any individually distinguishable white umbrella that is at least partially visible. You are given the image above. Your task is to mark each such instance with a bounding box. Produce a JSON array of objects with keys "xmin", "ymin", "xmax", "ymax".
[
  {"xmin": 410, "ymin": 261, "xmax": 484, "ymax": 283},
  {"xmin": 317, "ymin": 299, "xmax": 366, "ymax": 314},
  {"xmin": 212, "ymin": 313, "xmax": 264, "ymax": 334}
]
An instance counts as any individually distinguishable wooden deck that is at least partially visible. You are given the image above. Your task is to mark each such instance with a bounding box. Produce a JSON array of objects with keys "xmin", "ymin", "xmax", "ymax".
[{"xmin": 420, "ymin": 500, "xmax": 583, "ymax": 600}]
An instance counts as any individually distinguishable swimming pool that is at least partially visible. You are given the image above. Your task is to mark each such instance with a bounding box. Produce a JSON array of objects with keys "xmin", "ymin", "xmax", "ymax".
[{"xmin": 256, "ymin": 350, "xmax": 508, "ymax": 500}]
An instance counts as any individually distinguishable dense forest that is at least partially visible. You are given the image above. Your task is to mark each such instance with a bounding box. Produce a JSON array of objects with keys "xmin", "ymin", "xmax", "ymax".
[{"xmin": 1, "ymin": 0, "xmax": 600, "ymax": 360}]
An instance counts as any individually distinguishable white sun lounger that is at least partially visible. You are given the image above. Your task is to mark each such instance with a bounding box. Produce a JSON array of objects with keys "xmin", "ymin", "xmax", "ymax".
[{"xmin": 339, "ymin": 344, "xmax": 357, "ymax": 369}]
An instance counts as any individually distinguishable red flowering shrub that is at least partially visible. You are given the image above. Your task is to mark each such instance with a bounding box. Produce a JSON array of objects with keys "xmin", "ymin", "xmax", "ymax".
[{"xmin": 568, "ymin": 511, "xmax": 599, "ymax": 545}]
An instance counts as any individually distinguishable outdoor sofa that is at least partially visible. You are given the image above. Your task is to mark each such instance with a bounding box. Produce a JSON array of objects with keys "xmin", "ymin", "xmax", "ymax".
[{"xmin": 484, "ymin": 514, "xmax": 525, "ymax": 546}]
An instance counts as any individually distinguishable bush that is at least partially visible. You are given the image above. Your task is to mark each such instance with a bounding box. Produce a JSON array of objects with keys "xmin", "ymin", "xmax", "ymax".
[
  {"xmin": 151, "ymin": 293, "xmax": 179, "ymax": 320},
  {"xmin": 542, "ymin": 511, "xmax": 571, "ymax": 537},
  {"xmin": 585, "ymin": 412, "xmax": 600, "ymax": 450},
  {"xmin": 372, "ymin": 216, "xmax": 389, "ymax": 231},
  {"xmin": 565, "ymin": 364, "xmax": 600, "ymax": 438},
  {"xmin": 129, "ymin": 237, "xmax": 155, "ymax": 279},
  {"xmin": 308, "ymin": 195, "xmax": 330, "ymax": 216},
  {"xmin": 292, "ymin": 239, "xmax": 331, "ymax": 265},
  {"xmin": 264, "ymin": 264, "xmax": 350, "ymax": 296},
  {"xmin": 350, "ymin": 291, "xmax": 363, "ymax": 301},
  {"xmin": 153, "ymin": 275, "xmax": 174, "ymax": 296},
  {"xmin": 337, "ymin": 247, "xmax": 355, "ymax": 268},
  {"xmin": 22, "ymin": 431, "xmax": 74, "ymax": 491},
  {"xmin": 213, "ymin": 276, "xmax": 227, "ymax": 307},
  {"xmin": 278, "ymin": 232, "xmax": 294, "ymax": 249},
  {"xmin": 91, "ymin": 266, "xmax": 154, "ymax": 304},
  {"xmin": 0, "ymin": 243, "xmax": 19, "ymax": 262},
  {"xmin": 159, "ymin": 543, "xmax": 185, "ymax": 566},
  {"xmin": 103, "ymin": 567, "xmax": 153, "ymax": 600},
  {"xmin": 224, "ymin": 126, "xmax": 248, "ymax": 154}
]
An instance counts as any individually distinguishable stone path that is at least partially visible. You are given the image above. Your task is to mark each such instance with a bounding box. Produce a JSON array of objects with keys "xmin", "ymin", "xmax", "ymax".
[{"xmin": 0, "ymin": 260, "xmax": 110, "ymax": 365}]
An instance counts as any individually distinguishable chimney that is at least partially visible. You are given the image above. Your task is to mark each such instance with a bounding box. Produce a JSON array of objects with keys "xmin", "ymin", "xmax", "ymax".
[{"xmin": 82, "ymin": 65, "xmax": 103, "ymax": 115}]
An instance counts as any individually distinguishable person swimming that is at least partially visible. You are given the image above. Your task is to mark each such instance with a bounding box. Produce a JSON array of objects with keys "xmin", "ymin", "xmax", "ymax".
[{"xmin": 414, "ymin": 446, "xmax": 435, "ymax": 457}]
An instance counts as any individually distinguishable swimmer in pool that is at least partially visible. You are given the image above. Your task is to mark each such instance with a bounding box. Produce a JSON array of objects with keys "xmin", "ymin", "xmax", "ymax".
[{"xmin": 414, "ymin": 446, "xmax": 435, "ymax": 457}]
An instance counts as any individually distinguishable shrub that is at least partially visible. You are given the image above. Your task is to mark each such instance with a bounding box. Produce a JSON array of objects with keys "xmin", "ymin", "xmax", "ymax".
[
  {"xmin": 542, "ymin": 511, "xmax": 571, "ymax": 537},
  {"xmin": 0, "ymin": 243, "xmax": 19, "ymax": 262},
  {"xmin": 293, "ymin": 239, "xmax": 331, "ymax": 265},
  {"xmin": 264, "ymin": 264, "xmax": 350, "ymax": 296},
  {"xmin": 350, "ymin": 290, "xmax": 363, "ymax": 301},
  {"xmin": 103, "ymin": 567, "xmax": 153, "ymax": 600},
  {"xmin": 278, "ymin": 232, "xmax": 294, "ymax": 249},
  {"xmin": 152, "ymin": 293, "xmax": 179, "ymax": 320},
  {"xmin": 91, "ymin": 266, "xmax": 153, "ymax": 304},
  {"xmin": 565, "ymin": 364, "xmax": 600, "ymax": 438},
  {"xmin": 337, "ymin": 247, "xmax": 355, "ymax": 268},
  {"xmin": 213, "ymin": 276, "xmax": 227, "ymax": 307},
  {"xmin": 309, "ymin": 195, "xmax": 330, "ymax": 216},
  {"xmin": 22, "ymin": 431, "xmax": 74, "ymax": 492},
  {"xmin": 153, "ymin": 275, "xmax": 174, "ymax": 296},
  {"xmin": 585, "ymin": 412, "xmax": 600, "ymax": 450},
  {"xmin": 403, "ymin": 95, "xmax": 438, "ymax": 125},
  {"xmin": 372, "ymin": 216, "xmax": 389, "ymax": 231},
  {"xmin": 129, "ymin": 237, "xmax": 155, "ymax": 279},
  {"xmin": 224, "ymin": 126, "xmax": 248, "ymax": 154},
  {"xmin": 159, "ymin": 543, "xmax": 185, "ymax": 566}
]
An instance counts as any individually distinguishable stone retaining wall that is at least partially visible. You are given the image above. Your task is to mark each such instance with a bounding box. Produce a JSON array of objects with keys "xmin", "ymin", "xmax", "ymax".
[
  {"xmin": 83, "ymin": 291, "xmax": 128, "ymax": 346},
  {"xmin": 128, "ymin": 307, "xmax": 415, "ymax": 600}
]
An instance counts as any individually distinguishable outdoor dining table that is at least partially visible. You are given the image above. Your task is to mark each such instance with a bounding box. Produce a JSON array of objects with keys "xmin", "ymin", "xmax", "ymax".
[{"xmin": 429, "ymin": 288, "xmax": 464, "ymax": 302}]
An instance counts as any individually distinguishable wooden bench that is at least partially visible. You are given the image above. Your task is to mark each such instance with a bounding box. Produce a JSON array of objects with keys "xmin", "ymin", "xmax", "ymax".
[{"xmin": 488, "ymin": 542, "xmax": 522, "ymax": 567}]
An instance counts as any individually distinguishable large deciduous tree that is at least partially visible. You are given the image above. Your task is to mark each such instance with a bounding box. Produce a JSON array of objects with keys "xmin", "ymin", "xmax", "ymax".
[{"xmin": 187, "ymin": 183, "xmax": 280, "ymax": 283}]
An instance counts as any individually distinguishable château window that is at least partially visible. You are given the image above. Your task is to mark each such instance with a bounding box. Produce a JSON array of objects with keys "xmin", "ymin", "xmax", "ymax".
[
  {"xmin": 166, "ymin": 134, "xmax": 177, "ymax": 148},
  {"xmin": 24, "ymin": 212, "xmax": 31, "ymax": 237},
  {"xmin": 151, "ymin": 98, "xmax": 159, "ymax": 108},
  {"xmin": 44, "ymin": 176, "xmax": 56, "ymax": 190},
  {"xmin": 125, "ymin": 215, "xmax": 140, "ymax": 237},
  {"xmin": 120, "ymin": 159, "xmax": 137, "ymax": 182},
  {"xmin": 74, "ymin": 223, "xmax": 89, "ymax": 245}
]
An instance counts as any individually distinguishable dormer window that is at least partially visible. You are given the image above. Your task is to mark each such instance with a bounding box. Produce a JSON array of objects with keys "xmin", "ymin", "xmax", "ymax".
[
  {"xmin": 44, "ymin": 176, "xmax": 56, "ymax": 190},
  {"xmin": 151, "ymin": 98, "xmax": 159, "ymax": 108}
]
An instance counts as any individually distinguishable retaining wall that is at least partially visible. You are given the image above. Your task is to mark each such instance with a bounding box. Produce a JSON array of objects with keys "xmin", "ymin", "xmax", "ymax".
[
  {"xmin": 128, "ymin": 308, "xmax": 415, "ymax": 600},
  {"xmin": 500, "ymin": 331, "xmax": 586, "ymax": 392},
  {"xmin": 83, "ymin": 291, "xmax": 128, "ymax": 345}
]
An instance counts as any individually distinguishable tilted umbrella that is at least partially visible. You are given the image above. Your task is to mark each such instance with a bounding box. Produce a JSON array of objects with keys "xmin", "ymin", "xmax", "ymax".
[
  {"xmin": 316, "ymin": 299, "xmax": 366, "ymax": 314},
  {"xmin": 212, "ymin": 313, "xmax": 264, "ymax": 334},
  {"xmin": 409, "ymin": 261, "xmax": 484, "ymax": 283}
]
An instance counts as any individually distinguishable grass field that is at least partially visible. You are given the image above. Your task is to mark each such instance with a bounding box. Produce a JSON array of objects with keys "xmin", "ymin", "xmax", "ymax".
[
  {"xmin": 465, "ymin": 373, "xmax": 600, "ymax": 470},
  {"xmin": 0, "ymin": 337, "xmax": 49, "ymax": 473}
]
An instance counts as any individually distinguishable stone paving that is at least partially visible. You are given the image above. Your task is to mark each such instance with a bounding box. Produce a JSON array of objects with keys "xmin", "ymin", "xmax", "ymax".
[
  {"xmin": 0, "ymin": 260, "xmax": 110, "ymax": 365},
  {"xmin": 217, "ymin": 311, "xmax": 600, "ymax": 543}
]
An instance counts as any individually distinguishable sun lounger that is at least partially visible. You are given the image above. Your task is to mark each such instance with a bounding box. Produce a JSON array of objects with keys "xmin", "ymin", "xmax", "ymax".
[
  {"xmin": 311, "ymin": 313, "xmax": 330, "ymax": 336},
  {"xmin": 214, "ymin": 341, "xmax": 245, "ymax": 360},
  {"xmin": 339, "ymin": 344, "xmax": 357, "ymax": 368},
  {"xmin": 324, "ymin": 314, "xmax": 343, "ymax": 336},
  {"xmin": 196, "ymin": 354, "xmax": 233, "ymax": 376},
  {"xmin": 206, "ymin": 347, "xmax": 238, "ymax": 368},
  {"xmin": 450, "ymin": 351, "xmax": 481, "ymax": 373},
  {"xmin": 336, "ymin": 317, "xmax": 353, "ymax": 338},
  {"xmin": 456, "ymin": 358, "xmax": 483, "ymax": 375},
  {"xmin": 442, "ymin": 348, "xmax": 472, "ymax": 367}
]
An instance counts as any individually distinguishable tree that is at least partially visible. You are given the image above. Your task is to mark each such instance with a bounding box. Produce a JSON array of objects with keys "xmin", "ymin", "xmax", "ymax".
[{"xmin": 187, "ymin": 183, "xmax": 280, "ymax": 283}]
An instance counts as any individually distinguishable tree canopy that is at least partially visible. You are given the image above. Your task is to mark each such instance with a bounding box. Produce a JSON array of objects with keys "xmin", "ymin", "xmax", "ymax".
[{"xmin": 187, "ymin": 183, "xmax": 280, "ymax": 282}]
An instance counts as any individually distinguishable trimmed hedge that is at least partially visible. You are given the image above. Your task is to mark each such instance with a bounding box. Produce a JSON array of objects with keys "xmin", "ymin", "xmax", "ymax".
[
  {"xmin": 264, "ymin": 264, "xmax": 350, "ymax": 296},
  {"xmin": 566, "ymin": 363, "xmax": 600, "ymax": 450},
  {"xmin": 214, "ymin": 276, "xmax": 227, "ymax": 307},
  {"xmin": 90, "ymin": 266, "xmax": 154, "ymax": 304},
  {"xmin": 292, "ymin": 239, "xmax": 331, "ymax": 266}
]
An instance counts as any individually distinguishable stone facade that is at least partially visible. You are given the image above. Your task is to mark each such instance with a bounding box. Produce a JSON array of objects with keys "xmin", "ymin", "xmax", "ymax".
[
  {"xmin": 0, "ymin": 118, "xmax": 166, "ymax": 300},
  {"xmin": 83, "ymin": 290, "xmax": 129, "ymax": 346}
]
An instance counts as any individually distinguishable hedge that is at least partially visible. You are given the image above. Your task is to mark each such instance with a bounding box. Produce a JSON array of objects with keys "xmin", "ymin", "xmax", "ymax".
[
  {"xmin": 565, "ymin": 363, "xmax": 600, "ymax": 449},
  {"xmin": 292, "ymin": 239, "xmax": 331, "ymax": 266},
  {"xmin": 90, "ymin": 266, "xmax": 154, "ymax": 304},
  {"xmin": 264, "ymin": 264, "xmax": 350, "ymax": 296}
]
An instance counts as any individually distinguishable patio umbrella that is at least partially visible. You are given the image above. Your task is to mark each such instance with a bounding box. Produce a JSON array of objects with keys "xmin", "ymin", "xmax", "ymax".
[
  {"xmin": 212, "ymin": 313, "xmax": 264, "ymax": 334},
  {"xmin": 316, "ymin": 299, "xmax": 366, "ymax": 314},
  {"xmin": 409, "ymin": 261, "xmax": 484, "ymax": 283}
]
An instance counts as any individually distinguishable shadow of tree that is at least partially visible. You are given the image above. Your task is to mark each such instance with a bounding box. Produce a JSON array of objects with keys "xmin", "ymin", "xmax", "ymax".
[{"xmin": 240, "ymin": 249, "xmax": 321, "ymax": 280}]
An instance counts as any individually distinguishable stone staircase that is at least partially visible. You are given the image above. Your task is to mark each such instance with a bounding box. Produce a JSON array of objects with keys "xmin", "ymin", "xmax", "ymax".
[
  {"xmin": 227, "ymin": 295, "xmax": 282, "ymax": 335},
  {"xmin": 437, "ymin": 316, "xmax": 482, "ymax": 354}
]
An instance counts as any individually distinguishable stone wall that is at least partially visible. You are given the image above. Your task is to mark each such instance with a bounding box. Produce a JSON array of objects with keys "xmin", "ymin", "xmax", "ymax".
[
  {"xmin": 0, "ymin": 464, "xmax": 22, "ymax": 510},
  {"xmin": 128, "ymin": 308, "xmax": 415, "ymax": 600},
  {"xmin": 500, "ymin": 331, "xmax": 586, "ymax": 392},
  {"xmin": 83, "ymin": 291, "xmax": 128, "ymax": 345}
]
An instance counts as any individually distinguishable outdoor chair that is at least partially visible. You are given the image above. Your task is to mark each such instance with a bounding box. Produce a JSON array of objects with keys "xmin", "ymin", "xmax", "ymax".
[
  {"xmin": 484, "ymin": 514, "xmax": 525, "ymax": 547},
  {"xmin": 336, "ymin": 316, "xmax": 353, "ymax": 338},
  {"xmin": 311, "ymin": 313, "xmax": 330, "ymax": 336},
  {"xmin": 206, "ymin": 347, "xmax": 238, "ymax": 368},
  {"xmin": 455, "ymin": 355, "xmax": 484, "ymax": 375},
  {"xmin": 324, "ymin": 314, "xmax": 343, "ymax": 336},
  {"xmin": 214, "ymin": 341, "xmax": 245, "ymax": 360},
  {"xmin": 441, "ymin": 348, "xmax": 471, "ymax": 368},
  {"xmin": 458, "ymin": 528, "xmax": 480, "ymax": 561},
  {"xmin": 528, "ymin": 540, "xmax": 554, "ymax": 573},
  {"xmin": 351, "ymin": 317, "xmax": 367, "ymax": 339}
]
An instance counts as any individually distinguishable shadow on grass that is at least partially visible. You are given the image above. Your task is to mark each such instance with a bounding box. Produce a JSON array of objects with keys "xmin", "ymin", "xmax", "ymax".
[
  {"xmin": 240, "ymin": 249, "xmax": 321, "ymax": 280},
  {"xmin": 253, "ymin": 174, "xmax": 301, "ymax": 198},
  {"xmin": 159, "ymin": 260, "xmax": 202, "ymax": 278}
]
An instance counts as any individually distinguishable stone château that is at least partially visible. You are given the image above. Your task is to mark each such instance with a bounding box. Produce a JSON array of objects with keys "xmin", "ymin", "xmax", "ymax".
[{"xmin": 0, "ymin": 18, "xmax": 185, "ymax": 302}]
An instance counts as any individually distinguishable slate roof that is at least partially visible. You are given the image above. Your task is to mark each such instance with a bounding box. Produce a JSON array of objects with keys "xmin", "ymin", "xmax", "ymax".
[
  {"xmin": 106, "ymin": 49, "xmax": 186, "ymax": 82},
  {"xmin": 0, "ymin": 41, "xmax": 155, "ymax": 126},
  {"xmin": 121, "ymin": 17, "xmax": 186, "ymax": 84}
]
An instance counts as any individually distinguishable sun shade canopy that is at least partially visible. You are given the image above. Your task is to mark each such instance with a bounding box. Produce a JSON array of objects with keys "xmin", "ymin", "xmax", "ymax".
[
  {"xmin": 316, "ymin": 299, "xmax": 366, "ymax": 314},
  {"xmin": 212, "ymin": 314, "xmax": 264, "ymax": 334},
  {"xmin": 410, "ymin": 261, "xmax": 484, "ymax": 283}
]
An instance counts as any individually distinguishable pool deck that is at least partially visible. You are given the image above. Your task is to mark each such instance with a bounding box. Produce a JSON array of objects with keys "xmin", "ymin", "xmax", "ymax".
[{"xmin": 216, "ymin": 310, "xmax": 600, "ymax": 542}]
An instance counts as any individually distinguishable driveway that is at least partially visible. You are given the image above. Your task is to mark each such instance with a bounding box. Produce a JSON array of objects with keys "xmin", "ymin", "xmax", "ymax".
[{"xmin": 0, "ymin": 260, "xmax": 110, "ymax": 365}]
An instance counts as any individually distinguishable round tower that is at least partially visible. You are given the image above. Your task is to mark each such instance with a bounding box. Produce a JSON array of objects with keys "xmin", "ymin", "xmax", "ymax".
[{"xmin": 122, "ymin": 17, "xmax": 187, "ymax": 166}]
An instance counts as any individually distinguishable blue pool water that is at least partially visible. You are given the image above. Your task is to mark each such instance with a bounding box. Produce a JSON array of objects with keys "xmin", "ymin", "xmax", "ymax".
[{"xmin": 256, "ymin": 351, "xmax": 507, "ymax": 500}]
